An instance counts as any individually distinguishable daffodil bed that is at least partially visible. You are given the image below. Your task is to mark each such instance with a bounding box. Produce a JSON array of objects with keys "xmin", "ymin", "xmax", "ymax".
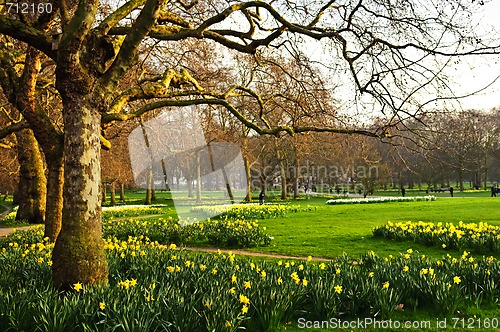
[
  {"xmin": 103, "ymin": 216, "xmax": 272, "ymax": 248},
  {"xmin": 190, "ymin": 203, "xmax": 316, "ymax": 219},
  {"xmin": 1, "ymin": 205, "xmax": 171, "ymax": 224},
  {"xmin": 326, "ymin": 196, "xmax": 436, "ymax": 205},
  {"xmin": 1, "ymin": 227, "xmax": 500, "ymax": 331},
  {"xmin": 373, "ymin": 221, "xmax": 500, "ymax": 254}
]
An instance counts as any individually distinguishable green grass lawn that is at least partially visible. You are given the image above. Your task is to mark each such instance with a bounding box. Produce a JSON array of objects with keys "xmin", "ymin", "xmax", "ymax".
[
  {"xmin": 110, "ymin": 191, "xmax": 500, "ymax": 260},
  {"xmin": 251, "ymin": 197, "xmax": 500, "ymax": 259}
]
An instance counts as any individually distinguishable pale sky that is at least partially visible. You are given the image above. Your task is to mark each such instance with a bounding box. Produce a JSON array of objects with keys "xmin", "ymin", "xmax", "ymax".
[
  {"xmin": 298, "ymin": 0, "xmax": 500, "ymax": 113},
  {"xmin": 452, "ymin": 0, "xmax": 500, "ymax": 110}
]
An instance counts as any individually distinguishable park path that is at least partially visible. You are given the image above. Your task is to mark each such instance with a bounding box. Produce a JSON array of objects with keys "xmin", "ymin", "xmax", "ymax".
[
  {"xmin": 0, "ymin": 203, "xmax": 33, "ymax": 238},
  {"xmin": 182, "ymin": 246, "xmax": 330, "ymax": 261}
]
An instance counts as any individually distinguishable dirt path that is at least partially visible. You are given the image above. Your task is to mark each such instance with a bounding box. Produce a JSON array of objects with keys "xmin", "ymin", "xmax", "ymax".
[{"xmin": 182, "ymin": 246, "xmax": 331, "ymax": 261}]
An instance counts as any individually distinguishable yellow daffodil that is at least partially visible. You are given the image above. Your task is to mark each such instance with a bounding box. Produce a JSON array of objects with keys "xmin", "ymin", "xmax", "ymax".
[
  {"xmin": 239, "ymin": 294, "xmax": 250, "ymax": 305},
  {"xmin": 73, "ymin": 282, "xmax": 83, "ymax": 292}
]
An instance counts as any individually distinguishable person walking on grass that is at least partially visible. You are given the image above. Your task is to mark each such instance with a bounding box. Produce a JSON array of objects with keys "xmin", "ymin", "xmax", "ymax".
[
  {"xmin": 259, "ymin": 190, "xmax": 265, "ymax": 205},
  {"xmin": 492, "ymin": 185, "xmax": 497, "ymax": 197},
  {"xmin": 449, "ymin": 186, "xmax": 454, "ymax": 197},
  {"xmin": 401, "ymin": 187, "xmax": 406, "ymax": 197}
]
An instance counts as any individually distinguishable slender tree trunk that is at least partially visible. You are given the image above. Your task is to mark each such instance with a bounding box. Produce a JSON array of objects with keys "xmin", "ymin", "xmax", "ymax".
[
  {"xmin": 484, "ymin": 168, "xmax": 488, "ymax": 191},
  {"xmin": 188, "ymin": 174, "xmax": 194, "ymax": 198},
  {"xmin": 280, "ymin": 164, "xmax": 287, "ymax": 200},
  {"xmin": 161, "ymin": 159, "xmax": 170, "ymax": 191},
  {"xmin": 152, "ymin": 185, "xmax": 157, "ymax": 201},
  {"xmin": 102, "ymin": 182, "xmax": 107, "ymax": 204},
  {"xmin": 139, "ymin": 118, "xmax": 155, "ymax": 205},
  {"xmin": 196, "ymin": 152, "xmax": 202, "ymax": 203},
  {"xmin": 52, "ymin": 99, "xmax": 108, "ymax": 289},
  {"xmin": 293, "ymin": 159, "xmax": 300, "ymax": 199},
  {"xmin": 15, "ymin": 129, "xmax": 46, "ymax": 224},
  {"xmin": 145, "ymin": 167, "xmax": 152, "ymax": 205},
  {"xmin": 458, "ymin": 168, "xmax": 464, "ymax": 192},
  {"xmin": 120, "ymin": 182, "xmax": 125, "ymax": 202},
  {"xmin": 243, "ymin": 155, "xmax": 252, "ymax": 202},
  {"xmin": 110, "ymin": 181, "xmax": 116, "ymax": 206},
  {"xmin": 44, "ymin": 154, "xmax": 64, "ymax": 242}
]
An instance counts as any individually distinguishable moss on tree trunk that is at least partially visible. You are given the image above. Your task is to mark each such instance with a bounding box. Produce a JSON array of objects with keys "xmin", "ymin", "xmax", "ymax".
[
  {"xmin": 52, "ymin": 99, "xmax": 108, "ymax": 289},
  {"xmin": 45, "ymin": 154, "xmax": 64, "ymax": 242},
  {"xmin": 15, "ymin": 129, "xmax": 46, "ymax": 224}
]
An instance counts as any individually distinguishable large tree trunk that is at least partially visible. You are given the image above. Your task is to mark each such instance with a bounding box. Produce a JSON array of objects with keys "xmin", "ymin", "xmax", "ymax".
[
  {"xmin": 52, "ymin": 99, "xmax": 108, "ymax": 289},
  {"xmin": 15, "ymin": 129, "xmax": 46, "ymax": 224},
  {"xmin": 11, "ymin": 47, "xmax": 64, "ymax": 241},
  {"xmin": 44, "ymin": 154, "xmax": 64, "ymax": 242}
]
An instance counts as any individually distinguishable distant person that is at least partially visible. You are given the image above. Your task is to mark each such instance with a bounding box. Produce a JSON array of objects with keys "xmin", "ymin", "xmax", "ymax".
[
  {"xmin": 449, "ymin": 186, "xmax": 454, "ymax": 197},
  {"xmin": 492, "ymin": 185, "xmax": 497, "ymax": 197},
  {"xmin": 401, "ymin": 187, "xmax": 406, "ymax": 197},
  {"xmin": 259, "ymin": 190, "xmax": 265, "ymax": 205}
]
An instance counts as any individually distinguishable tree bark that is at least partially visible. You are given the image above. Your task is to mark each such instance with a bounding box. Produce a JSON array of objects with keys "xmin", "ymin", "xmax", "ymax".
[
  {"xmin": 120, "ymin": 182, "xmax": 125, "ymax": 202},
  {"xmin": 196, "ymin": 151, "xmax": 201, "ymax": 203},
  {"xmin": 44, "ymin": 154, "xmax": 64, "ymax": 241},
  {"xmin": 145, "ymin": 167, "xmax": 152, "ymax": 205},
  {"xmin": 110, "ymin": 181, "xmax": 116, "ymax": 206},
  {"xmin": 102, "ymin": 182, "xmax": 107, "ymax": 204},
  {"xmin": 243, "ymin": 155, "xmax": 252, "ymax": 202},
  {"xmin": 293, "ymin": 158, "xmax": 300, "ymax": 199},
  {"xmin": 151, "ymin": 185, "xmax": 156, "ymax": 201},
  {"xmin": 15, "ymin": 129, "xmax": 46, "ymax": 224},
  {"xmin": 52, "ymin": 99, "xmax": 108, "ymax": 289},
  {"xmin": 280, "ymin": 164, "xmax": 287, "ymax": 200}
]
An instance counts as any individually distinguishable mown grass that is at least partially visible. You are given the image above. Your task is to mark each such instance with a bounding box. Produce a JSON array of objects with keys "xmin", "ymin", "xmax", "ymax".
[
  {"xmin": 252, "ymin": 197, "xmax": 500, "ymax": 260},
  {"xmin": 102, "ymin": 191, "xmax": 500, "ymax": 260}
]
